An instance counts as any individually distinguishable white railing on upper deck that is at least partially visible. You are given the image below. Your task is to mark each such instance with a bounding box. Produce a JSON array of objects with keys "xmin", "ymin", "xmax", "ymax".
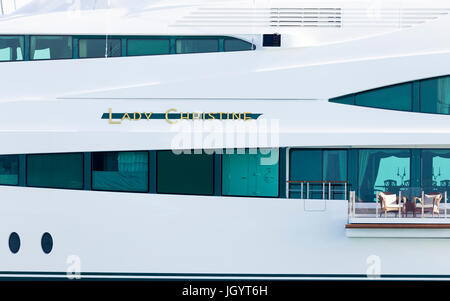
[
  {"xmin": 348, "ymin": 189, "xmax": 449, "ymax": 223},
  {"xmin": 287, "ymin": 180, "xmax": 348, "ymax": 200}
]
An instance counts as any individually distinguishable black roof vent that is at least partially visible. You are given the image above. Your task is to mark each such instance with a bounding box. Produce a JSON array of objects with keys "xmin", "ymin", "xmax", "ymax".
[{"xmin": 263, "ymin": 34, "xmax": 281, "ymax": 47}]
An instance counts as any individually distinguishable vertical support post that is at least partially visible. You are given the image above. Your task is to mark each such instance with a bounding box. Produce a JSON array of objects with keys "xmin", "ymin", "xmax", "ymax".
[
  {"xmin": 344, "ymin": 183, "xmax": 347, "ymax": 201},
  {"xmin": 328, "ymin": 182, "xmax": 331, "ymax": 200},
  {"xmin": 398, "ymin": 191, "xmax": 402, "ymax": 218},
  {"xmin": 306, "ymin": 182, "xmax": 309, "ymax": 199},
  {"xmin": 376, "ymin": 192, "xmax": 379, "ymax": 218},
  {"xmin": 442, "ymin": 191, "xmax": 447, "ymax": 218},
  {"xmin": 322, "ymin": 182, "xmax": 325, "ymax": 200},
  {"xmin": 352, "ymin": 191, "xmax": 356, "ymax": 218},
  {"xmin": 422, "ymin": 191, "xmax": 425, "ymax": 218},
  {"xmin": 300, "ymin": 182, "xmax": 303, "ymax": 199}
]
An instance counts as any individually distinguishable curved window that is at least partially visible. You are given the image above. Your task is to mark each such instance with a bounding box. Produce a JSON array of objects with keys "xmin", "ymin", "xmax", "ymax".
[
  {"xmin": 330, "ymin": 75, "xmax": 450, "ymax": 115},
  {"xmin": 224, "ymin": 38, "xmax": 255, "ymax": 52}
]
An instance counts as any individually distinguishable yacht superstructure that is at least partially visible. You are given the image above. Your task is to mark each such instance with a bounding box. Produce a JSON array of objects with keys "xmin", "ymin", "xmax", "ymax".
[{"xmin": 1, "ymin": 0, "xmax": 450, "ymax": 280}]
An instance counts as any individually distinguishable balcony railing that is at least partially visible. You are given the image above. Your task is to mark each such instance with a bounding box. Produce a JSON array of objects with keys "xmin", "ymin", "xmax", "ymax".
[
  {"xmin": 349, "ymin": 188, "xmax": 450, "ymax": 221},
  {"xmin": 287, "ymin": 180, "xmax": 348, "ymax": 200}
]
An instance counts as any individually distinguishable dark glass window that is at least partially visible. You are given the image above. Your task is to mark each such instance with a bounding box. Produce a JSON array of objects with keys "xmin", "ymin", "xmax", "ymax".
[
  {"xmin": 358, "ymin": 149, "xmax": 410, "ymax": 202},
  {"xmin": 92, "ymin": 151, "xmax": 148, "ymax": 192},
  {"xmin": 79, "ymin": 38, "xmax": 121, "ymax": 58},
  {"xmin": 0, "ymin": 155, "xmax": 19, "ymax": 185},
  {"xmin": 30, "ymin": 36, "xmax": 72, "ymax": 60},
  {"xmin": 157, "ymin": 151, "xmax": 214, "ymax": 195},
  {"xmin": 420, "ymin": 76, "xmax": 450, "ymax": 114},
  {"xmin": 175, "ymin": 39, "xmax": 219, "ymax": 54},
  {"xmin": 355, "ymin": 83, "xmax": 412, "ymax": 111},
  {"xmin": 222, "ymin": 149, "xmax": 279, "ymax": 197},
  {"xmin": 289, "ymin": 150, "xmax": 347, "ymax": 199},
  {"xmin": 421, "ymin": 150, "xmax": 450, "ymax": 196},
  {"xmin": 27, "ymin": 153, "xmax": 83, "ymax": 189},
  {"xmin": 127, "ymin": 39, "xmax": 170, "ymax": 56},
  {"xmin": 224, "ymin": 39, "xmax": 254, "ymax": 52},
  {"xmin": 0, "ymin": 36, "xmax": 24, "ymax": 61}
]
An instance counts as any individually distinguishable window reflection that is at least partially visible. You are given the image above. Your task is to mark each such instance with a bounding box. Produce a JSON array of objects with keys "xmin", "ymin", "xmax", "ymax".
[
  {"xmin": 421, "ymin": 150, "xmax": 450, "ymax": 196},
  {"xmin": 30, "ymin": 36, "xmax": 72, "ymax": 60},
  {"xmin": 358, "ymin": 149, "xmax": 411, "ymax": 202},
  {"xmin": 0, "ymin": 36, "xmax": 24, "ymax": 61}
]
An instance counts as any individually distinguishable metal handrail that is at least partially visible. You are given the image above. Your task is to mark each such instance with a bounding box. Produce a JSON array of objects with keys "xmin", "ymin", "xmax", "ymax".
[{"xmin": 287, "ymin": 180, "xmax": 349, "ymax": 200}]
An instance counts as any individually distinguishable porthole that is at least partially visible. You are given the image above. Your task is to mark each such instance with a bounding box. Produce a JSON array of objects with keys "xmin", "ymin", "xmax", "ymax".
[
  {"xmin": 41, "ymin": 232, "xmax": 53, "ymax": 254},
  {"xmin": 8, "ymin": 232, "xmax": 20, "ymax": 254}
]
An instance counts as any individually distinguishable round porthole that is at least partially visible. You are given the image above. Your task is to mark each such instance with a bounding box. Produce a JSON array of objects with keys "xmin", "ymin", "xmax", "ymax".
[
  {"xmin": 41, "ymin": 232, "xmax": 53, "ymax": 254},
  {"xmin": 8, "ymin": 232, "xmax": 20, "ymax": 254}
]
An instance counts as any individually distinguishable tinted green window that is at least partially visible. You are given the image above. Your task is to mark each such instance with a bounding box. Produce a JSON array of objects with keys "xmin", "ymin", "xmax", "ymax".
[
  {"xmin": 79, "ymin": 38, "xmax": 121, "ymax": 58},
  {"xmin": 224, "ymin": 39, "xmax": 254, "ymax": 52},
  {"xmin": 92, "ymin": 151, "xmax": 148, "ymax": 192},
  {"xmin": 30, "ymin": 36, "xmax": 72, "ymax": 60},
  {"xmin": 27, "ymin": 153, "xmax": 83, "ymax": 189},
  {"xmin": 420, "ymin": 76, "xmax": 450, "ymax": 114},
  {"xmin": 127, "ymin": 39, "xmax": 170, "ymax": 56},
  {"xmin": 329, "ymin": 95, "xmax": 354, "ymax": 105},
  {"xmin": 358, "ymin": 149, "xmax": 410, "ymax": 202},
  {"xmin": 289, "ymin": 150, "xmax": 347, "ymax": 199},
  {"xmin": 157, "ymin": 151, "xmax": 214, "ymax": 195},
  {"xmin": 355, "ymin": 83, "xmax": 412, "ymax": 111},
  {"xmin": 176, "ymin": 39, "xmax": 219, "ymax": 54},
  {"xmin": 222, "ymin": 149, "xmax": 279, "ymax": 197},
  {"xmin": 0, "ymin": 36, "xmax": 24, "ymax": 61},
  {"xmin": 421, "ymin": 150, "xmax": 450, "ymax": 195},
  {"xmin": 0, "ymin": 155, "xmax": 19, "ymax": 185}
]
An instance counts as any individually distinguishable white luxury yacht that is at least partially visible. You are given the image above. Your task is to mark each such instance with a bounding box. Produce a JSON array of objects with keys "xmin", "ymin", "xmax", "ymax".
[{"xmin": 1, "ymin": 0, "xmax": 450, "ymax": 280}]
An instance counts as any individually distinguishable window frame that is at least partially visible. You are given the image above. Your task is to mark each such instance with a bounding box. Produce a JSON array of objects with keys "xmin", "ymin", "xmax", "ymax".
[
  {"xmin": 175, "ymin": 38, "xmax": 220, "ymax": 54},
  {"xmin": 156, "ymin": 150, "xmax": 215, "ymax": 196},
  {"xmin": 77, "ymin": 37, "xmax": 122, "ymax": 59},
  {"xmin": 126, "ymin": 38, "xmax": 171, "ymax": 57},
  {"xmin": 221, "ymin": 148, "xmax": 281, "ymax": 198},
  {"xmin": 25, "ymin": 152, "xmax": 84, "ymax": 190},
  {"xmin": 91, "ymin": 150, "xmax": 150, "ymax": 193},
  {"xmin": 29, "ymin": 35, "xmax": 73, "ymax": 61},
  {"xmin": 0, "ymin": 154, "xmax": 20, "ymax": 186},
  {"xmin": 0, "ymin": 35, "xmax": 25, "ymax": 62}
]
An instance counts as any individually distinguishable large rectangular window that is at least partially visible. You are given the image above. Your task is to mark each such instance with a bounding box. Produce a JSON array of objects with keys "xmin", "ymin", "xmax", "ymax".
[
  {"xmin": 222, "ymin": 149, "xmax": 279, "ymax": 197},
  {"xmin": 30, "ymin": 36, "xmax": 72, "ymax": 60},
  {"xmin": 175, "ymin": 39, "xmax": 219, "ymax": 54},
  {"xmin": 289, "ymin": 149, "xmax": 347, "ymax": 199},
  {"xmin": 78, "ymin": 38, "xmax": 121, "ymax": 58},
  {"xmin": 355, "ymin": 83, "xmax": 412, "ymax": 111},
  {"xmin": 420, "ymin": 76, "xmax": 450, "ymax": 114},
  {"xmin": 27, "ymin": 153, "xmax": 83, "ymax": 189},
  {"xmin": 358, "ymin": 149, "xmax": 410, "ymax": 202},
  {"xmin": 0, "ymin": 155, "xmax": 19, "ymax": 185},
  {"xmin": 157, "ymin": 151, "xmax": 214, "ymax": 195},
  {"xmin": 92, "ymin": 151, "xmax": 148, "ymax": 192},
  {"xmin": 127, "ymin": 39, "xmax": 170, "ymax": 56},
  {"xmin": 421, "ymin": 150, "xmax": 450, "ymax": 196},
  {"xmin": 0, "ymin": 36, "xmax": 24, "ymax": 61}
]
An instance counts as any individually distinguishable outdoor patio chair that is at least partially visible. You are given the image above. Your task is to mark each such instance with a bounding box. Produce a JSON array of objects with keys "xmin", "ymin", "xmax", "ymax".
[
  {"xmin": 415, "ymin": 192, "xmax": 442, "ymax": 217},
  {"xmin": 378, "ymin": 192, "xmax": 402, "ymax": 217}
]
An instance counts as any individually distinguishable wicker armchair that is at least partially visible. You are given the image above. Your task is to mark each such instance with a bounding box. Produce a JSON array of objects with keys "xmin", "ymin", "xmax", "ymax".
[
  {"xmin": 416, "ymin": 192, "xmax": 442, "ymax": 217},
  {"xmin": 378, "ymin": 192, "xmax": 402, "ymax": 217}
]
